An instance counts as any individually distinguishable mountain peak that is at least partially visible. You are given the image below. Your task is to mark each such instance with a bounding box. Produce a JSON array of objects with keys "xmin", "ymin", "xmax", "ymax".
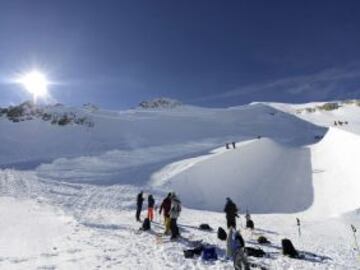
[{"xmin": 137, "ymin": 97, "xmax": 182, "ymax": 110}]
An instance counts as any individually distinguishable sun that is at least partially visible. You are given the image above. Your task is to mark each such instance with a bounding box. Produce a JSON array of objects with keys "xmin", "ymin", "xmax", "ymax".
[{"xmin": 19, "ymin": 71, "xmax": 49, "ymax": 100}]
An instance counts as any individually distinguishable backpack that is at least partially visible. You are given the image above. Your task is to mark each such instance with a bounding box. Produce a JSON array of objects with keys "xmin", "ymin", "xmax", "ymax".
[
  {"xmin": 201, "ymin": 246, "xmax": 218, "ymax": 261},
  {"xmin": 183, "ymin": 249, "xmax": 195, "ymax": 258},
  {"xmin": 183, "ymin": 245, "xmax": 203, "ymax": 259},
  {"xmin": 142, "ymin": 218, "xmax": 151, "ymax": 231},
  {"xmin": 245, "ymin": 247, "xmax": 266, "ymax": 257},
  {"xmin": 199, "ymin": 224, "xmax": 212, "ymax": 231},
  {"xmin": 217, "ymin": 227, "xmax": 227, "ymax": 241},
  {"xmin": 257, "ymin": 236, "xmax": 270, "ymax": 244},
  {"xmin": 281, "ymin": 238, "xmax": 298, "ymax": 258},
  {"xmin": 246, "ymin": 219, "xmax": 254, "ymax": 229}
]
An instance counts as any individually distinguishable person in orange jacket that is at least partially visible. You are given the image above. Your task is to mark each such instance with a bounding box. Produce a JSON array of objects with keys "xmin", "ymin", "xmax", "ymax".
[{"xmin": 147, "ymin": 194, "xmax": 155, "ymax": 221}]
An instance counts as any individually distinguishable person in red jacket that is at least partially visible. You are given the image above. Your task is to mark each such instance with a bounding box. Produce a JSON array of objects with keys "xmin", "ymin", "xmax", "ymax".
[{"xmin": 159, "ymin": 192, "xmax": 172, "ymax": 235}]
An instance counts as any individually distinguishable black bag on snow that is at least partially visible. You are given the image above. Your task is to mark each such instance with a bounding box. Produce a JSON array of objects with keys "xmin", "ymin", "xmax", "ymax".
[
  {"xmin": 193, "ymin": 245, "xmax": 203, "ymax": 255},
  {"xmin": 245, "ymin": 247, "xmax": 266, "ymax": 257},
  {"xmin": 257, "ymin": 236, "xmax": 270, "ymax": 244},
  {"xmin": 184, "ymin": 249, "xmax": 195, "ymax": 258},
  {"xmin": 183, "ymin": 245, "xmax": 203, "ymax": 259},
  {"xmin": 199, "ymin": 223, "xmax": 212, "ymax": 231},
  {"xmin": 217, "ymin": 227, "xmax": 227, "ymax": 241},
  {"xmin": 142, "ymin": 218, "xmax": 151, "ymax": 231},
  {"xmin": 246, "ymin": 219, "xmax": 254, "ymax": 229},
  {"xmin": 281, "ymin": 238, "xmax": 299, "ymax": 258}
]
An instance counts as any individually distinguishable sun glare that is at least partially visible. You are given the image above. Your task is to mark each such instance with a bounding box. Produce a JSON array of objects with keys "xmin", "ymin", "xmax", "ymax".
[{"xmin": 19, "ymin": 71, "xmax": 49, "ymax": 100}]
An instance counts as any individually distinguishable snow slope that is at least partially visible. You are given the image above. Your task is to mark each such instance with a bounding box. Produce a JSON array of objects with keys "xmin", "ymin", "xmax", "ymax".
[
  {"xmin": 307, "ymin": 127, "xmax": 360, "ymax": 218},
  {"xmin": 156, "ymin": 138, "xmax": 313, "ymax": 214},
  {"xmin": 268, "ymin": 101, "xmax": 360, "ymax": 135},
  {"xmin": 0, "ymin": 100, "xmax": 359, "ymax": 269}
]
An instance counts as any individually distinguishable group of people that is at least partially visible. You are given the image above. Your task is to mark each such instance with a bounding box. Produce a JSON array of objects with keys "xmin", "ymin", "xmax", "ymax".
[
  {"xmin": 136, "ymin": 191, "xmax": 155, "ymax": 222},
  {"xmin": 136, "ymin": 192, "xmax": 250, "ymax": 248},
  {"xmin": 136, "ymin": 191, "xmax": 182, "ymax": 240},
  {"xmin": 225, "ymin": 142, "xmax": 237, "ymax": 149}
]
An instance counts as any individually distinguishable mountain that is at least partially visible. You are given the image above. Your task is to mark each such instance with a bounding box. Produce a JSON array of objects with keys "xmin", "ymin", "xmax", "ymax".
[
  {"xmin": 0, "ymin": 99, "xmax": 359, "ymax": 269},
  {"xmin": 136, "ymin": 97, "xmax": 183, "ymax": 109}
]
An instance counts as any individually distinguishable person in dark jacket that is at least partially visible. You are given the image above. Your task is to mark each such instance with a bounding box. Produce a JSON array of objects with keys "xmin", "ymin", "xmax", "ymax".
[
  {"xmin": 169, "ymin": 193, "xmax": 182, "ymax": 240},
  {"xmin": 147, "ymin": 194, "xmax": 155, "ymax": 222},
  {"xmin": 136, "ymin": 191, "xmax": 144, "ymax": 222},
  {"xmin": 224, "ymin": 197, "xmax": 239, "ymax": 229},
  {"xmin": 159, "ymin": 192, "xmax": 172, "ymax": 234}
]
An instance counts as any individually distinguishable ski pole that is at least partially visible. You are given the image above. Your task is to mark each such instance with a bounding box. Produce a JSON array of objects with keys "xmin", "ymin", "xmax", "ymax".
[{"xmin": 296, "ymin": 218, "xmax": 301, "ymax": 238}]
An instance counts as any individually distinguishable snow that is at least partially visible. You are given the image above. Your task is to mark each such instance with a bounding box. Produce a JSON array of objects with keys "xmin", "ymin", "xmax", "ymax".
[
  {"xmin": 0, "ymin": 101, "xmax": 359, "ymax": 269},
  {"xmin": 157, "ymin": 138, "xmax": 314, "ymax": 214}
]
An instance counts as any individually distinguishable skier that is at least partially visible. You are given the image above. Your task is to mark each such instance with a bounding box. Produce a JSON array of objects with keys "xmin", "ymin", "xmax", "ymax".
[
  {"xmin": 232, "ymin": 142, "xmax": 236, "ymax": 149},
  {"xmin": 159, "ymin": 192, "xmax": 172, "ymax": 234},
  {"xmin": 226, "ymin": 143, "xmax": 230, "ymax": 149},
  {"xmin": 224, "ymin": 197, "xmax": 239, "ymax": 229},
  {"xmin": 147, "ymin": 194, "xmax": 155, "ymax": 222},
  {"xmin": 135, "ymin": 191, "xmax": 144, "ymax": 222},
  {"xmin": 170, "ymin": 193, "xmax": 182, "ymax": 240}
]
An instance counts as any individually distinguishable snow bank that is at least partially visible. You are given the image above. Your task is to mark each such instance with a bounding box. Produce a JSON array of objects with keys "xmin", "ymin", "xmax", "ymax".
[
  {"xmin": 307, "ymin": 128, "xmax": 360, "ymax": 218},
  {"xmin": 159, "ymin": 138, "xmax": 314, "ymax": 214}
]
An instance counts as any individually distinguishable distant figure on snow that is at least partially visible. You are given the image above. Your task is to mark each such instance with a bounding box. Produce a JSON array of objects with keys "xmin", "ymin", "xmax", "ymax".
[
  {"xmin": 136, "ymin": 191, "xmax": 144, "ymax": 222},
  {"xmin": 232, "ymin": 142, "xmax": 236, "ymax": 149},
  {"xmin": 147, "ymin": 194, "xmax": 155, "ymax": 222},
  {"xmin": 245, "ymin": 210, "xmax": 254, "ymax": 230},
  {"xmin": 159, "ymin": 192, "xmax": 172, "ymax": 234},
  {"xmin": 226, "ymin": 143, "xmax": 230, "ymax": 149},
  {"xmin": 170, "ymin": 193, "xmax": 182, "ymax": 240},
  {"xmin": 224, "ymin": 197, "xmax": 239, "ymax": 229}
]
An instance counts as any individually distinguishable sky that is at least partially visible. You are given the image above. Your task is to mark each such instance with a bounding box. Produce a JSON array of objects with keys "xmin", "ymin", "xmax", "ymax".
[{"xmin": 1, "ymin": 0, "xmax": 360, "ymax": 109}]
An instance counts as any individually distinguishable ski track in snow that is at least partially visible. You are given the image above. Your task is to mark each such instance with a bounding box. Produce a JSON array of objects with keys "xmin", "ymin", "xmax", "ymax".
[{"xmin": 0, "ymin": 161, "xmax": 359, "ymax": 269}]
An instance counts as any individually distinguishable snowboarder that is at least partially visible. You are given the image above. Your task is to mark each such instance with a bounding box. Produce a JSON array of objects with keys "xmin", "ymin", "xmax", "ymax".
[
  {"xmin": 136, "ymin": 191, "xmax": 144, "ymax": 222},
  {"xmin": 170, "ymin": 193, "xmax": 182, "ymax": 240},
  {"xmin": 147, "ymin": 194, "xmax": 155, "ymax": 222},
  {"xmin": 224, "ymin": 197, "xmax": 239, "ymax": 229},
  {"xmin": 159, "ymin": 192, "xmax": 172, "ymax": 234},
  {"xmin": 232, "ymin": 142, "xmax": 236, "ymax": 149}
]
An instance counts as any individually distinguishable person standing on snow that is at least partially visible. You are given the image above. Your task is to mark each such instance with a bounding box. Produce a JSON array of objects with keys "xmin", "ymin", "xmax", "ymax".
[
  {"xmin": 147, "ymin": 194, "xmax": 155, "ymax": 222},
  {"xmin": 136, "ymin": 191, "xmax": 144, "ymax": 222},
  {"xmin": 159, "ymin": 192, "xmax": 172, "ymax": 234},
  {"xmin": 224, "ymin": 197, "xmax": 239, "ymax": 229},
  {"xmin": 170, "ymin": 193, "xmax": 182, "ymax": 240}
]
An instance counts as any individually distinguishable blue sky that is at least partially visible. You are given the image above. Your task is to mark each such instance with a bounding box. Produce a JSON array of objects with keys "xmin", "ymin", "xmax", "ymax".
[{"xmin": 1, "ymin": 0, "xmax": 360, "ymax": 109}]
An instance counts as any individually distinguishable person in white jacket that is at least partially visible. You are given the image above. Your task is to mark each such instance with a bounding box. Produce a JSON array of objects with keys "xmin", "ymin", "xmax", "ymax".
[{"xmin": 169, "ymin": 193, "xmax": 181, "ymax": 240}]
